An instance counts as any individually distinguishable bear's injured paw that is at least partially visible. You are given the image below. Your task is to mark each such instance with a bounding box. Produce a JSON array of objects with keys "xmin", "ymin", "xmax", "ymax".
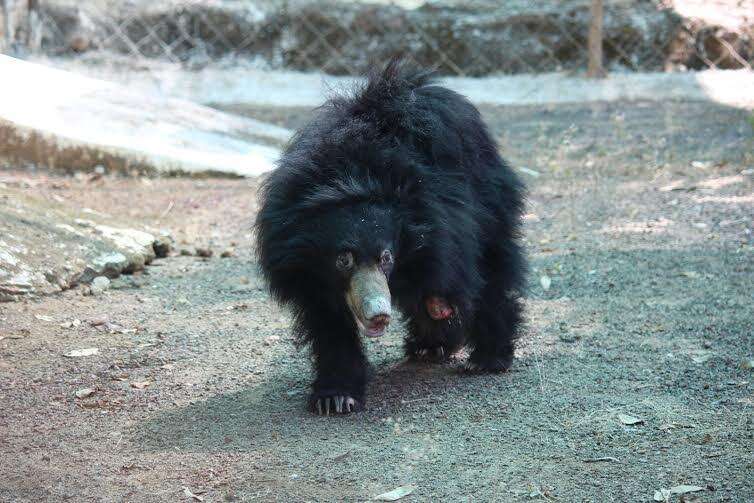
[
  {"xmin": 425, "ymin": 296, "xmax": 455, "ymax": 320},
  {"xmin": 314, "ymin": 395, "xmax": 358, "ymax": 416}
]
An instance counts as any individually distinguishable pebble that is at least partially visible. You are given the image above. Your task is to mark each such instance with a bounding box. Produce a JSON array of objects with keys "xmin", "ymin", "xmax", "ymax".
[
  {"xmin": 90, "ymin": 276, "xmax": 111, "ymax": 295},
  {"xmin": 74, "ymin": 388, "xmax": 96, "ymax": 399}
]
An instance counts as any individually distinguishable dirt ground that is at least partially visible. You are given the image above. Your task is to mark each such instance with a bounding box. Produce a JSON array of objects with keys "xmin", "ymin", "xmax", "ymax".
[{"xmin": 1, "ymin": 99, "xmax": 753, "ymax": 502}]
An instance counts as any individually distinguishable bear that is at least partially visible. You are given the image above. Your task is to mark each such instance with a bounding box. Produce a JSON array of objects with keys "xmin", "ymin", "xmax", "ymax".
[{"xmin": 255, "ymin": 58, "xmax": 526, "ymax": 415}]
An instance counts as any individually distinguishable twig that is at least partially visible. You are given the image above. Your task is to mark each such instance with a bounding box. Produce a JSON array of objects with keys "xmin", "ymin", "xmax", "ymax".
[
  {"xmin": 159, "ymin": 200, "xmax": 174, "ymax": 221},
  {"xmin": 583, "ymin": 456, "xmax": 619, "ymax": 463}
]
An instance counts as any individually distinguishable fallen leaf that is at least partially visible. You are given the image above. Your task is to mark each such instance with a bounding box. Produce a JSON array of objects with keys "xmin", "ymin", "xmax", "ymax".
[
  {"xmin": 618, "ymin": 413, "xmax": 644, "ymax": 425},
  {"xmin": 89, "ymin": 316, "xmax": 108, "ymax": 327},
  {"xmin": 741, "ymin": 358, "xmax": 754, "ymax": 370},
  {"xmin": 692, "ymin": 353, "xmax": 712, "ymax": 364},
  {"xmin": 74, "ymin": 388, "xmax": 96, "ymax": 399},
  {"xmin": 183, "ymin": 487, "xmax": 204, "ymax": 502},
  {"xmin": 518, "ymin": 167, "xmax": 541, "ymax": 177},
  {"xmin": 680, "ymin": 271, "xmax": 699, "ymax": 279},
  {"xmin": 330, "ymin": 451, "xmax": 351, "ymax": 462},
  {"xmin": 34, "ymin": 314, "xmax": 54, "ymax": 322},
  {"xmin": 130, "ymin": 381, "xmax": 151, "ymax": 389},
  {"xmin": 373, "ymin": 485, "xmax": 416, "ymax": 501},
  {"xmin": 64, "ymin": 348, "xmax": 99, "ymax": 357},
  {"xmin": 653, "ymin": 484, "xmax": 704, "ymax": 501},
  {"xmin": 539, "ymin": 275, "xmax": 551, "ymax": 291}
]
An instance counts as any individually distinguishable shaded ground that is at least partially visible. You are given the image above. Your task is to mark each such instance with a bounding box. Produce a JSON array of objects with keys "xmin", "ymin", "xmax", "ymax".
[{"xmin": 1, "ymin": 99, "xmax": 753, "ymax": 502}]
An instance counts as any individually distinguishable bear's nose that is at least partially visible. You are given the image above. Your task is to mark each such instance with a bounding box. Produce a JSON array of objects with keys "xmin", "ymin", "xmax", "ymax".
[{"xmin": 363, "ymin": 296, "xmax": 391, "ymax": 322}]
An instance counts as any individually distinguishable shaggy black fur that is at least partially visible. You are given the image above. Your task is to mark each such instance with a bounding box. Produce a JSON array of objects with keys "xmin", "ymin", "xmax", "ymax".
[{"xmin": 255, "ymin": 58, "xmax": 526, "ymax": 413}]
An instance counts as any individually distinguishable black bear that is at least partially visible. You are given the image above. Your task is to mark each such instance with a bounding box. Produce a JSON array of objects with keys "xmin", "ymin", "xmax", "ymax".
[{"xmin": 255, "ymin": 58, "xmax": 526, "ymax": 415}]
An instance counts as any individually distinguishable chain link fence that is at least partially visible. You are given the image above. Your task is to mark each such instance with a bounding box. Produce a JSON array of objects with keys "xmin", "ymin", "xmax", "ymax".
[{"xmin": 1, "ymin": 0, "xmax": 753, "ymax": 75}]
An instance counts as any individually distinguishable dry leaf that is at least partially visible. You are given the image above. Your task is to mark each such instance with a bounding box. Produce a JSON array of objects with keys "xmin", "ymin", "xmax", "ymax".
[
  {"xmin": 60, "ymin": 319, "xmax": 82, "ymax": 329},
  {"xmin": 518, "ymin": 167, "xmax": 541, "ymax": 177},
  {"xmin": 374, "ymin": 485, "xmax": 416, "ymax": 501},
  {"xmin": 653, "ymin": 484, "xmax": 704, "ymax": 501},
  {"xmin": 74, "ymin": 388, "xmax": 96, "ymax": 399},
  {"xmin": 130, "ymin": 381, "xmax": 151, "ymax": 389},
  {"xmin": 540, "ymin": 275, "xmax": 552, "ymax": 291},
  {"xmin": 183, "ymin": 487, "xmax": 204, "ymax": 502},
  {"xmin": 34, "ymin": 314, "xmax": 54, "ymax": 322},
  {"xmin": 64, "ymin": 348, "xmax": 99, "ymax": 357},
  {"xmin": 618, "ymin": 413, "xmax": 644, "ymax": 425},
  {"xmin": 89, "ymin": 316, "xmax": 108, "ymax": 327},
  {"xmin": 692, "ymin": 353, "xmax": 712, "ymax": 364}
]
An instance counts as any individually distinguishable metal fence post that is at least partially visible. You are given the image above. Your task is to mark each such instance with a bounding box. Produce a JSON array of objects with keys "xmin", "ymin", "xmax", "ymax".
[{"xmin": 587, "ymin": 0, "xmax": 606, "ymax": 78}]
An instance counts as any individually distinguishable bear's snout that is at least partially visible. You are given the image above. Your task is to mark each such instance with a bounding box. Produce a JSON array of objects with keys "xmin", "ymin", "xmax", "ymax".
[{"xmin": 346, "ymin": 265, "xmax": 392, "ymax": 338}]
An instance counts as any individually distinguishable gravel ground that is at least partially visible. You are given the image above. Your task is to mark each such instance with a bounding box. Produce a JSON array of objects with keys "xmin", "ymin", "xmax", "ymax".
[{"xmin": 1, "ymin": 99, "xmax": 752, "ymax": 502}]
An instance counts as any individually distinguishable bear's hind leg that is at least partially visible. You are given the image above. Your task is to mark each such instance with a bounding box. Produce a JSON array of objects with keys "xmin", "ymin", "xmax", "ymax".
[{"xmin": 467, "ymin": 288, "xmax": 523, "ymax": 372}]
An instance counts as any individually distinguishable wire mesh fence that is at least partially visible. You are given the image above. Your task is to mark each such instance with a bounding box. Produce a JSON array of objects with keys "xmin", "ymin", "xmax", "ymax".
[{"xmin": 1, "ymin": 0, "xmax": 753, "ymax": 75}]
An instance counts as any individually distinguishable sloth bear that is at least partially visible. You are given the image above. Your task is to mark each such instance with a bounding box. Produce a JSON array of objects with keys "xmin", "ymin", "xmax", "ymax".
[{"xmin": 255, "ymin": 59, "xmax": 526, "ymax": 415}]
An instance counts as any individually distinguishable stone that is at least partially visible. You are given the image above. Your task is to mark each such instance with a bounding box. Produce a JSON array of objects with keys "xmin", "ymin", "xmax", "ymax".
[
  {"xmin": 89, "ymin": 276, "xmax": 111, "ymax": 295},
  {"xmin": 153, "ymin": 233, "xmax": 173, "ymax": 258}
]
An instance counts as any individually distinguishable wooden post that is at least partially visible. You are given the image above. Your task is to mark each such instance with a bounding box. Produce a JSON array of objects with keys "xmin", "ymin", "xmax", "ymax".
[
  {"xmin": 587, "ymin": 0, "xmax": 606, "ymax": 78},
  {"xmin": 1, "ymin": 0, "xmax": 11, "ymax": 52},
  {"xmin": 0, "ymin": 0, "xmax": 31, "ymax": 54}
]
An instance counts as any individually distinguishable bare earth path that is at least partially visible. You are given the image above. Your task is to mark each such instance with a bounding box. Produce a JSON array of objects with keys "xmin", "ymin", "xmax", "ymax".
[{"xmin": 1, "ymin": 100, "xmax": 752, "ymax": 502}]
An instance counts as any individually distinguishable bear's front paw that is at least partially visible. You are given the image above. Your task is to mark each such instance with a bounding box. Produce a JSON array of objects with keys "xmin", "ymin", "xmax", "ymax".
[
  {"xmin": 310, "ymin": 392, "xmax": 360, "ymax": 416},
  {"xmin": 465, "ymin": 351, "xmax": 513, "ymax": 373}
]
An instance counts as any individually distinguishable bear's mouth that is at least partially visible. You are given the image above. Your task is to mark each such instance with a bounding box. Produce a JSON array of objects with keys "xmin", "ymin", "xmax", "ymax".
[{"xmin": 364, "ymin": 314, "xmax": 390, "ymax": 338}]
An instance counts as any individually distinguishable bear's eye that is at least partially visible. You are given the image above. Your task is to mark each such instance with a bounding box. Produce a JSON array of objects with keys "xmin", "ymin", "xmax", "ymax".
[
  {"xmin": 379, "ymin": 249, "xmax": 394, "ymax": 270},
  {"xmin": 336, "ymin": 251, "xmax": 355, "ymax": 272}
]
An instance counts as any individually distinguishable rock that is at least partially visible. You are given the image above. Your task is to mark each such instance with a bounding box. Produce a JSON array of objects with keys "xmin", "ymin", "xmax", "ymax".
[
  {"xmin": 195, "ymin": 247, "xmax": 213, "ymax": 258},
  {"xmin": 79, "ymin": 252, "xmax": 129, "ymax": 283},
  {"xmin": 153, "ymin": 233, "xmax": 173, "ymax": 258},
  {"xmin": 74, "ymin": 388, "xmax": 96, "ymax": 399},
  {"xmin": 0, "ymin": 182, "xmax": 174, "ymax": 302},
  {"xmin": 89, "ymin": 276, "xmax": 111, "ymax": 295},
  {"xmin": 220, "ymin": 248, "xmax": 235, "ymax": 258}
]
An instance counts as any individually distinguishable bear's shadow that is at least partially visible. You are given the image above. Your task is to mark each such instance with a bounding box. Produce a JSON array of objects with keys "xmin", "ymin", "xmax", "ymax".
[{"xmin": 133, "ymin": 348, "xmax": 509, "ymax": 453}]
